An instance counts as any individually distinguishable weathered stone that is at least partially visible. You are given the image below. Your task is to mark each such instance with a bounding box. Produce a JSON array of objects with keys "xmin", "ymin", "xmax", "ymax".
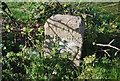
[{"xmin": 44, "ymin": 14, "xmax": 84, "ymax": 66}]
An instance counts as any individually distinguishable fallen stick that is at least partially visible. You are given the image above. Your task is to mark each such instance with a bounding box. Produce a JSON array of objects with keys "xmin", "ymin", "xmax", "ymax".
[{"xmin": 96, "ymin": 39, "xmax": 120, "ymax": 56}]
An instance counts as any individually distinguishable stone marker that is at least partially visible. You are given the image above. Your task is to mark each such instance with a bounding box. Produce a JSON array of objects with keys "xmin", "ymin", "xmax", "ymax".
[{"xmin": 44, "ymin": 14, "xmax": 84, "ymax": 66}]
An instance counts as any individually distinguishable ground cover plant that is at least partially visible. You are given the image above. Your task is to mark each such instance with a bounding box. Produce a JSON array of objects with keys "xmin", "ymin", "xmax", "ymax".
[{"xmin": 1, "ymin": 2, "xmax": 120, "ymax": 80}]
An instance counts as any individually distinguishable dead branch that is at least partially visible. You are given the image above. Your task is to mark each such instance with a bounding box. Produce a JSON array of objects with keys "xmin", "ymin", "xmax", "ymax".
[
  {"xmin": 96, "ymin": 39, "xmax": 120, "ymax": 56},
  {"xmin": 98, "ymin": 49, "xmax": 110, "ymax": 57},
  {"xmin": 103, "ymin": 50, "xmax": 111, "ymax": 57}
]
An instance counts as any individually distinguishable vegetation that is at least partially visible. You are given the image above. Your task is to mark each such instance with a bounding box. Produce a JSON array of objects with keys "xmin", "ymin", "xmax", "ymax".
[{"xmin": 1, "ymin": 2, "xmax": 120, "ymax": 80}]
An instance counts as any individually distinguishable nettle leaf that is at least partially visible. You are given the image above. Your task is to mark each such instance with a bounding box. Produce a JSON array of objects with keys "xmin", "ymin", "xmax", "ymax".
[
  {"xmin": 29, "ymin": 28, "xmax": 34, "ymax": 33},
  {"xmin": 111, "ymin": 25, "xmax": 117, "ymax": 29},
  {"xmin": 38, "ymin": 28, "xmax": 42, "ymax": 32},
  {"xmin": 35, "ymin": 40, "xmax": 40, "ymax": 44},
  {"xmin": 6, "ymin": 25, "xmax": 10, "ymax": 29}
]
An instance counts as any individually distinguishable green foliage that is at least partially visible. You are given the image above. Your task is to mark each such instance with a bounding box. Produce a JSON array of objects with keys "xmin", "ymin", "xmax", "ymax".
[
  {"xmin": 2, "ymin": 2, "xmax": 120, "ymax": 80},
  {"xmin": 2, "ymin": 48, "xmax": 78, "ymax": 80},
  {"xmin": 2, "ymin": 52, "xmax": 31, "ymax": 80},
  {"xmin": 25, "ymin": 52, "xmax": 77, "ymax": 80},
  {"xmin": 78, "ymin": 54, "xmax": 120, "ymax": 79}
]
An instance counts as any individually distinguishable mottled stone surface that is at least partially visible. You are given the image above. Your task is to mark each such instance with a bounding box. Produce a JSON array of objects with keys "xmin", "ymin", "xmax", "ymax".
[{"xmin": 44, "ymin": 14, "xmax": 84, "ymax": 66}]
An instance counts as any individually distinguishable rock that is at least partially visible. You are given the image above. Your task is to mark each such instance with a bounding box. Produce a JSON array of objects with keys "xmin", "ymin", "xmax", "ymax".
[{"xmin": 44, "ymin": 14, "xmax": 84, "ymax": 66}]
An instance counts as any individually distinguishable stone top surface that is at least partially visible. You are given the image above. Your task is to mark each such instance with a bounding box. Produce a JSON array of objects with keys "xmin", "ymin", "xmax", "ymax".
[{"xmin": 46, "ymin": 14, "xmax": 83, "ymax": 29}]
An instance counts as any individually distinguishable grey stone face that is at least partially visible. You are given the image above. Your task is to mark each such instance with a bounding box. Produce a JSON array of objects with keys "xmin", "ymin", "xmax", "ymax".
[{"xmin": 44, "ymin": 14, "xmax": 84, "ymax": 66}]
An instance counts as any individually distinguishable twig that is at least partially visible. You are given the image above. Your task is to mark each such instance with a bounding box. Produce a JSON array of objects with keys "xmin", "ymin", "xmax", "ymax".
[
  {"xmin": 96, "ymin": 44, "xmax": 120, "ymax": 51},
  {"xmin": 109, "ymin": 39, "xmax": 115, "ymax": 45},
  {"xmin": 103, "ymin": 50, "xmax": 111, "ymax": 57},
  {"xmin": 55, "ymin": 0, "xmax": 64, "ymax": 13},
  {"xmin": 115, "ymin": 51, "xmax": 119, "ymax": 56},
  {"xmin": 99, "ymin": 49, "xmax": 111, "ymax": 57},
  {"xmin": 96, "ymin": 39, "xmax": 120, "ymax": 56}
]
